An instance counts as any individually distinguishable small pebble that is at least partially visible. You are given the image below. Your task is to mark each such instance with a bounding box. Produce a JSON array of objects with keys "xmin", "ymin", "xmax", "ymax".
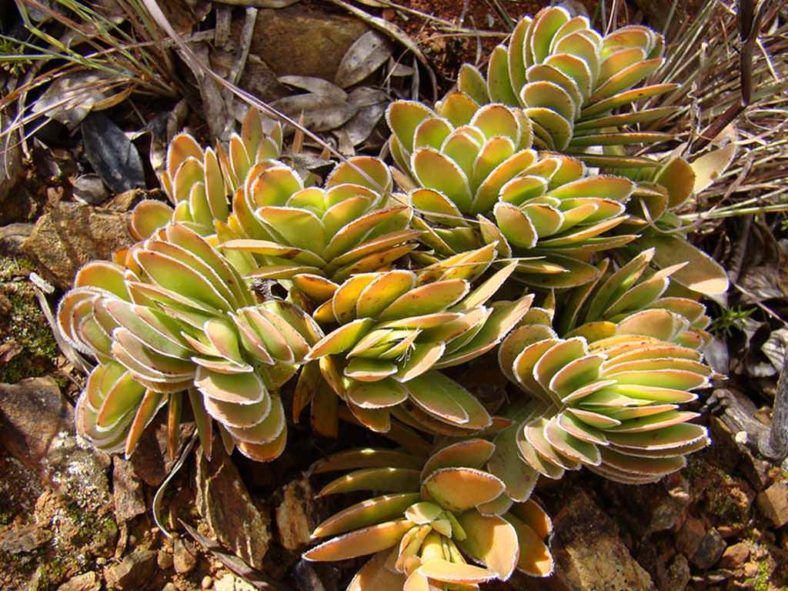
[{"xmin": 201, "ymin": 576, "xmax": 213, "ymax": 589}]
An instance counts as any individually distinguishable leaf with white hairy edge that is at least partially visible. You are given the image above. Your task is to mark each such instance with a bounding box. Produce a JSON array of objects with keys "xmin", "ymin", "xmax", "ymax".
[
  {"xmin": 422, "ymin": 467, "xmax": 505, "ymax": 513},
  {"xmin": 457, "ymin": 512, "xmax": 519, "ymax": 579},
  {"xmin": 303, "ymin": 520, "xmax": 414, "ymax": 561}
]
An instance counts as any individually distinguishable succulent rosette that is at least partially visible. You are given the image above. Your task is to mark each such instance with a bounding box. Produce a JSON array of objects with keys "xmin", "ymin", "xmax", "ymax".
[
  {"xmin": 556, "ymin": 248, "xmax": 712, "ymax": 347},
  {"xmin": 221, "ymin": 156, "xmax": 419, "ymax": 286},
  {"xmin": 386, "ymin": 100, "xmax": 638, "ymax": 287},
  {"xmin": 57, "ymin": 222, "xmax": 321, "ymax": 461},
  {"xmin": 498, "ymin": 304, "xmax": 712, "ymax": 485},
  {"xmin": 302, "ymin": 258, "xmax": 533, "ymax": 435},
  {"xmin": 130, "ymin": 109, "xmax": 283, "ymax": 240},
  {"xmin": 305, "ymin": 440, "xmax": 554, "ymax": 589},
  {"xmin": 453, "ymin": 6, "xmax": 676, "ymax": 161}
]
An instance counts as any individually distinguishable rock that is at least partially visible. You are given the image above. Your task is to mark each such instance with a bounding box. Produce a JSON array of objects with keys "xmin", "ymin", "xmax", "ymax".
[
  {"xmin": 0, "ymin": 377, "xmax": 111, "ymax": 513},
  {"xmin": 195, "ymin": 444, "xmax": 271, "ymax": 570},
  {"xmin": 719, "ymin": 542, "xmax": 750, "ymax": 569},
  {"xmin": 709, "ymin": 405, "xmax": 774, "ymax": 491},
  {"xmin": 0, "ymin": 223, "xmax": 34, "ymax": 256},
  {"xmin": 275, "ymin": 475, "xmax": 315, "ymax": 551},
  {"xmin": 691, "ymin": 528, "xmax": 726, "ymax": 570},
  {"xmin": 757, "ymin": 481, "xmax": 788, "ymax": 527},
  {"xmin": 0, "ymin": 377, "xmax": 72, "ymax": 468},
  {"xmin": 157, "ymin": 548, "xmax": 173, "ymax": 571},
  {"xmin": 0, "ymin": 523, "xmax": 51, "ymax": 554},
  {"xmin": 23, "ymin": 201, "xmax": 133, "ymax": 289},
  {"xmin": 676, "ymin": 516, "xmax": 706, "ymax": 559},
  {"xmin": 601, "ymin": 472, "xmax": 690, "ymax": 535},
  {"xmin": 658, "ymin": 553, "xmax": 690, "ymax": 591},
  {"xmin": 545, "ymin": 489, "xmax": 656, "ymax": 591},
  {"xmin": 251, "ymin": 6, "xmax": 368, "ymax": 80},
  {"xmin": 103, "ymin": 548, "xmax": 157, "ymax": 591},
  {"xmin": 201, "ymin": 575, "xmax": 214, "ymax": 589},
  {"xmin": 112, "ymin": 457, "xmax": 146, "ymax": 522},
  {"xmin": 173, "ymin": 537, "xmax": 197, "ymax": 574},
  {"xmin": 213, "ymin": 573, "xmax": 256, "ymax": 591},
  {"xmin": 57, "ymin": 571, "xmax": 101, "ymax": 591}
]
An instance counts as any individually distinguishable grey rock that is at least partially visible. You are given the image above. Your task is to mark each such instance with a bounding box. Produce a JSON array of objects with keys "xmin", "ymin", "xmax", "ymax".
[
  {"xmin": 691, "ymin": 528, "xmax": 726, "ymax": 570},
  {"xmin": 23, "ymin": 202, "xmax": 133, "ymax": 289},
  {"xmin": 195, "ymin": 444, "xmax": 271, "ymax": 569}
]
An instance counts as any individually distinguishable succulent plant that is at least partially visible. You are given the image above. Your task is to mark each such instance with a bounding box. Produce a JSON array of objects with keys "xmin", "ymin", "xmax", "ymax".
[
  {"xmin": 130, "ymin": 109, "xmax": 283, "ymax": 240},
  {"xmin": 305, "ymin": 440, "xmax": 554, "ymax": 589},
  {"xmin": 498, "ymin": 305, "xmax": 712, "ymax": 484},
  {"xmin": 387, "ymin": 100, "xmax": 639, "ymax": 287},
  {"xmin": 57, "ymin": 222, "xmax": 321, "ymax": 461},
  {"xmin": 302, "ymin": 259, "xmax": 533, "ymax": 434},
  {"xmin": 615, "ymin": 151, "xmax": 732, "ymax": 295},
  {"xmin": 555, "ymin": 248, "xmax": 712, "ymax": 348},
  {"xmin": 220, "ymin": 156, "xmax": 419, "ymax": 286},
  {"xmin": 454, "ymin": 6, "xmax": 676, "ymax": 162}
]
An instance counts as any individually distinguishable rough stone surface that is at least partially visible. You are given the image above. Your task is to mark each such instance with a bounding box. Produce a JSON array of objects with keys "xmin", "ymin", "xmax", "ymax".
[
  {"xmin": 213, "ymin": 573, "xmax": 257, "ymax": 591},
  {"xmin": 676, "ymin": 516, "xmax": 706, "ymax": 559},
  {"xmin": 0, "ymin": 222, "xmax": 34, "ymax": 256},
  {"xmin": 112, "ymin": 457, "xmax": 146, "ymax": 522},
  {"xmin": 545, "ymin": 489, "xmax": 656, "ymax": 591},
  {"xmin": 719, "ymin": 542, "xmax": 751, "ymax": 569},
  {"xmin": 173, "ymin": 537, "xmax": 197, "ymax": 574},
  {"xmin": 690, "ymin": 527, "xmax": 726, "ymax": 569},
  {"xmin": 57, "ymin": 571, "xmax": 101, "ymax": 591},
  {"xmin": 103, "ymin": 548, "xmax": 157, "ymax": 591},
  {"xmin": 23, "ymin": 201, "xmax": 133, "ymax": 289},
  {"xmin": 756, "ymin": 481, "xmax": 788, "ymax": 527},
  {"xmin": 658, "ymin": 553, "xmax": 690, "ymax": 591},
  {"xmin": 195, "ymin": 444, "xmax": 271, "ymax": 570},
  {"xmin": 275, "ymin": 475, "xmax": 315, "ymax": 551},
  {"xmin": 0, "ymin": 377, "xmax": 72, "ymax": 469},
  {"xmin": 251, "ymin": 6, "xmax": 368, "ymax": 80},
  {"xmin": 0, "ymin": 377, "xmax": 111, "ymax": 513},
  {"xmin": 602, "ymin": 472, "xmax": 691, "ymax": 535}
]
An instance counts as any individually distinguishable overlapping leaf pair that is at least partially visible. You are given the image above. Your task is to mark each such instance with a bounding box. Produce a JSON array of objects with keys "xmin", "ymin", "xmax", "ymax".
[
  {"xmin": 57, "ymin": 223, "xmax": 320, "ymax": 461},
  {"xmin": 305, "ymin": 440, "xmax": 553, "ymax": 589},
  {"xmin": 387, "ymin": 99, "xmax": 640, "ymax": 287},
  {"xmin": 454, "ymin": 6, "xmax": 676, "ymax": 162}
]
